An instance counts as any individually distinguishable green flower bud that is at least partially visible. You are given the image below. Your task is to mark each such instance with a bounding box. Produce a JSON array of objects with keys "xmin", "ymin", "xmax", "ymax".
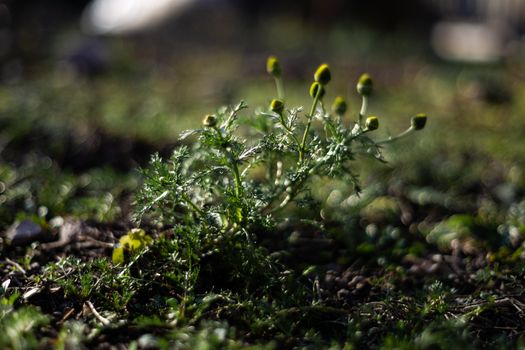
[
  {"xmin": 365, "ymin": 116, "xmax": 379, "ymax": 131},
  {"xmin": 270, "ymin": 98, "xmax": 284, "ymax": 114},
  {"xmin": 411, "ymin": 113, "xmax": 427, "ymax": 130},
  {"xmin": 309, "ymin": 82, "xmax": 325, "ymax": 99},
  {"xmin": 266, "ymin": 56, "xmax": 281, "ymax": 77},
  {"xmin": 357, "ymin": 73, "xmax": 373, "ymax": 96},
  {"xmin": 331, "ymin": 96, "xmax": 347, "ymax": 116},
  {"xmin": 314, "ymin": 63, "xmax": 331, "ymax": 85},
  {"xmin": 203, "ymin": 114, "xmax": 217, "ymax": 127}
]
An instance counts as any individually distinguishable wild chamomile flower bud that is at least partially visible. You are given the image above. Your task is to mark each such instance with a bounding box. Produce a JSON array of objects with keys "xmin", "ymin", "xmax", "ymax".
[
  {"xmin": 270, "ymin": 98, "xmax": 284, "ymax": 114},
  {"xmin": 314, "ymin": 63, "xmax": 331, "ymax": 85},
  {"xmin": 411, "ymin": 113, "xmax": 427, "ymax": 130},
  {"xmin": 266, "ymin": 56, "xmax": 281, "ymax": 78},
  {"xmin": 365, "ymin": 116, "xmax": 379, "ymax": 131},
  {"xmin": 309, "ymin": 82, "xmax": 325, "ymax": 99},
  {"xmin": 357, "ymin": 73, "xmax": 373, "ymax": 96},
  {"xmin": 203, "ymin": 114, "xmax": 217, "ymax": 127},
  {"xmin": 331, "ymin": 96, "xmax": 347, "ymax": 116}
]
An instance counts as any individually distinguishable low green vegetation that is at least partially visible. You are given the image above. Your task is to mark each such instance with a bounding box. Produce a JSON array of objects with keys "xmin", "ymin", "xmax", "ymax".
[{"xmin": 2, "ymin": 48, "xmax": 525, "ymax": 349}]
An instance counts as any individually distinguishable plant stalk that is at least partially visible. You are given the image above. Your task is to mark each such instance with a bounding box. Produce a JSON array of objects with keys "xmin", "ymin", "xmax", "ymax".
[
  {"xmin": 275, "ymin": 77, "xmax": 285, "ymax": 100},
  {"xmin": 359, "ymin": 96, "xmax": 368, "ymax": 126},
  {"xmin": 375, "ymin": 127, "xmax": 414, "ymax": 145},
  {"xmin": 181, "ymin": 193, "xmax": 210, "ymax": 233},
  {"xmin": 212, "ymin": 126, "xmax": 244, "ymax": 223},
  {"xmin": 299, "ymin": 91, "xmax": 321, "ymax": 163},
  {"xmin": 278, "ymin": 113, "xmax": 302, "ymax": 154}
]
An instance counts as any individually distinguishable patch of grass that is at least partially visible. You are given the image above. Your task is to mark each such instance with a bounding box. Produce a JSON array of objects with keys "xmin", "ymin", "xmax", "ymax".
[{"xmin": 0, "ymin": 158, "xmax": 135, "ymax": 228}]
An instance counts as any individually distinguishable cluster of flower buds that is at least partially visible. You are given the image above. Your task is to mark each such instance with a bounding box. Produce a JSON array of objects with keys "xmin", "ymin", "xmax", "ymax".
[
  {"xmin": 357, "ymin": 73, "xmax": 373, "ymax": 97},
  {"xmin": 357, "ymin": 73, "xmax": 378, "ymax": 129},
  {"xmin": 270, "ymin": 98, "xmax": 285, "ymax": 115},
  {"xmin": 331, "ymin": 96, "xmax": 347, "ymax": 116},
  {"xmin": 202, "ymin": 114, "xmax": 217, "ymax": 127},
  {"xmin": 203, "ymin": 57, "xmax": 427, "ymax": 137},
  {"xmin": 411, "ymin": 113, "xmax": 427, "ymax": 130},
  {"xmin": 309, "ymin": 82, "xmax": 325, "ymax": 99},
  {"xmin": 314, "ymin": 64, "xmax": 331, "ymax": 86},
  {"xmin": 365, "ymin": 116, "xmax": 379, "ymax": 131},
  {"xmin": 309, "ymin": 64, "xmax": 331, "ymax": 99},
  {"xmin": 266, "ymin": 56, "xmax": 281, "ymax": 78}
]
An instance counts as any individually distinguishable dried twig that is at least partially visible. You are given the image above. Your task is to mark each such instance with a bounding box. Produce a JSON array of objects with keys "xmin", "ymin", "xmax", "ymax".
[
  {"xmin": 86, "ymin": 301, "xmax": 110, "ymax": 326},
  {"xmin": 5, "ymin": 258, "xmax": 27, "ymax": 274}
]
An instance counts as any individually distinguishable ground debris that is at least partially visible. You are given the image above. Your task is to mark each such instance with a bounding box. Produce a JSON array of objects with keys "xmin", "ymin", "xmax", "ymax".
[{"xmin": 4, "ymin": 220, "xmax": 54, "ymax": 246}]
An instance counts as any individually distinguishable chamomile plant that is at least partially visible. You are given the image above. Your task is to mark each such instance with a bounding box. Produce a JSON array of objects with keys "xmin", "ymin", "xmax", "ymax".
[{"xmin": 134, "ymin": 56, "xmax": 427, "ymax": 247}]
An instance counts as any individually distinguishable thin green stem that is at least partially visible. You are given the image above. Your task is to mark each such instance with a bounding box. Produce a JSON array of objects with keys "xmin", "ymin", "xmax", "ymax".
[
  {"xmin": 375, "ymin": 127, "xmax": 414, "ymax": 145},
  {"xmin": 278, "ymin": 113, "xmax": 302, "ymax": 152},
  {"xmin": 227, "ymin": 158, "xmax": 244, "ymax": 226},
  {"xmin": 275, "ymin": 77, "xmax": 285, "ymax": 100},
  {"xmin": 181, "ymin": 193, "xmax": 210, "ymax": 233},
  {"xmin": 181, "ymin": 193, "xmax": 205, "ymax": 217},
  {"xmin": 212, "ymin": 126, "xmax": 244, "ymax": 223},
  {"xmin": 229, "ymin": 159, "xmax": 243, "ymax": 198},
  {"xmin": 299, "ymin": 92, "xmax": 321, "ymax": 163},
  {"xmin": 359, "ymin": 96, "xmax": 368, "ymax": 126},
  {"xmin": 268, "ymin": 157, "xmax": 326, "ymax": 214}
]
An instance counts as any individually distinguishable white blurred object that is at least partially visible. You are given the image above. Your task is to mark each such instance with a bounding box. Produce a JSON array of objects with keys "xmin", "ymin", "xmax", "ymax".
[
  {"xmin": 431, "ymin": 21, "xmax": 508, "ymax": 63},
  {"xmin": 82, "ymin": 0, "xmax": 195, "ymax": 35},
  {"xmin": 426, "ymin": 0, "xmax": 525, "ymax": 24},
  {"xmin": 426, "ymin": 0, "xmax": 525, "ymax": 62}
]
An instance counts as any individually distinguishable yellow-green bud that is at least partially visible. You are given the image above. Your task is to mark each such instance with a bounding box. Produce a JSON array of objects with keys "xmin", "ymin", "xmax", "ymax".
[
  {"xmin": 314, "ymin": 63, "xmax": 331, "ymax": 85},
  {"xmin": 411, "ymin": 113, "xmax": 427, "ymax": 130},
  {"xmin": 365, "ymin": 116, "xmax": 379, "ymax": 131},
  {"xmin": 266, "ymin": 56, "xmax": 281, "ymax": 77},
  {"xmin": 203, "ymin": 114, "xmax": 217, "ymax": 127},
  {"xmin": 309, "ymin": 82, "xmax": 325, "ymax": 99},
  {"xmin": 357, "ymin": 73, "xmax": 373, "ymax": 96},
  {"xmin": 270, "ymin": 98, "xmax": 284, "ymax": 114},
  {"xmin": 331, "ymin": 96, "xmax": 347, "ymax": 116}
]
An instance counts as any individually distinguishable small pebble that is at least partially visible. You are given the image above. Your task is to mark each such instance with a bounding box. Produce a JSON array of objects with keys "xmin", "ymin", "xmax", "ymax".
[{"xmin": 5, "ymin": 220, "xmax": 46, "ymax": 246}]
